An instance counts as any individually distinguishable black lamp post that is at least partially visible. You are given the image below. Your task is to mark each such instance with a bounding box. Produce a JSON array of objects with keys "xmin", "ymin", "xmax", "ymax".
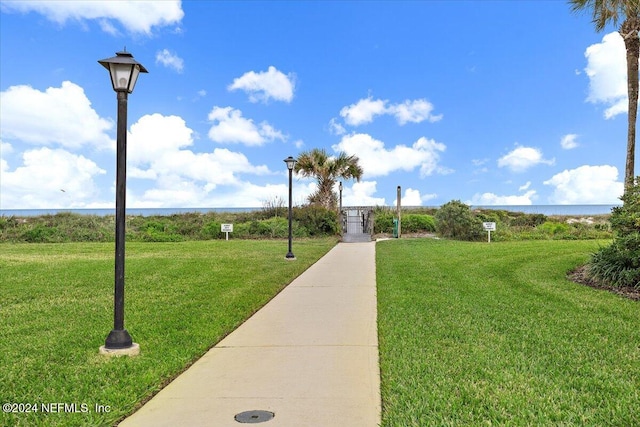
[
  {"xmin": 284, "ymin": 156, "xmax": 297, "ymax": 260},
  {"xmin": 339, "ymin": 181, "xmax": 343, "ymax": 234},
  {"xmin": 98, "ymin": 50, "xmax": 147, "ymax": 354}
]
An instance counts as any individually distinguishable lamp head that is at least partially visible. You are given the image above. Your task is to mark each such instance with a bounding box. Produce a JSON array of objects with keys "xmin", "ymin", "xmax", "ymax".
[
  {"xmin": 99, "ymin": 50, "xmax": 148, "ymax": 93},
  {"xmin": 284, "ymin": 156, "xmax": 297, "ymax": 171}
]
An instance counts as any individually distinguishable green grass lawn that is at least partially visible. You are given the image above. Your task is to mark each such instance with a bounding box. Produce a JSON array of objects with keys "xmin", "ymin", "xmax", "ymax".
[
  {"xmin": 0, "ymin": 238, "xmax": 336, "ymax": 427},
  {"xmin": 377, "ymin": 239, "xmax": 640, "ymax": 426}
]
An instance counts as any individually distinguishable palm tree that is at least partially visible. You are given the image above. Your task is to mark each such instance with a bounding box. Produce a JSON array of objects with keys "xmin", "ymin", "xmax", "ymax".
[
  {"xmin": 294, "ymin": 148, "xmax": 363, "ymax": 210},
  {"xmin": 570, "ymin": 0, "xmax": 640, "ymax": 193}
]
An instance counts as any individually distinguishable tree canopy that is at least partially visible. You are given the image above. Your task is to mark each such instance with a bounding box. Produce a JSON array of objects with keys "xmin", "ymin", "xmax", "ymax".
[{"xmin": 294, "ymin": 148, "xmax": 363, "ymax": 210}]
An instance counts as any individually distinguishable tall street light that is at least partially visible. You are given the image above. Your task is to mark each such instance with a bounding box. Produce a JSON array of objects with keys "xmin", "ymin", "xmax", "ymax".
[
  {"xmin": 339, "ymin": 181, "xmax": 343, "ymax": 235},
  {"xmin": 284, "ymin": 156, "xmax": 297, "ymax": 260},
  {"xmin": 98, "ymin": 50, "xmax": 147, "ymax": 355}
]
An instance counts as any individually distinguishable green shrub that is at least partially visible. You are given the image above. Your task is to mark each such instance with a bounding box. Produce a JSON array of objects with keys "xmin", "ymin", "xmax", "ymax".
[
  {"xmin": 610, "ymin": 184, "xmax": 640, "ymax": 236},
  {"xmin": 590, "ymin": 233, "xmax": 640, "ymax": 288},
  {"xmin": 257, "ymin": 217, "xmax": 289, "ymax": 238},
  {"xmin": 510, "ymin": 213, "xmax": 547, "ymax": 227},
  {"xmin": 401, "ymin": 214, "xmax": 436, "ymax": 233},
  {"xmin": 22, "ymin": 224, "xmax": 60, "ymax": 243},
  {"xmin": 202, "ymin": 220, "xmax": 222, "ymax": 239},
  {"xmin": 435, "ymin": 200, "xmax": 483, "ymax": 241},
  {"xmin": 293, "ymin": 205, "xmax": 338, "ymax": 236},
  {"xmin": 538, "ymin": 221, "xmax": 569, "ymax": 235},
  {"xmin": 373, "ymin": 209, "xmax": 395, "ymax": 234},
  {"xmin": 589, "ymin": 177, "xmax": 640, "ymax": 288}
]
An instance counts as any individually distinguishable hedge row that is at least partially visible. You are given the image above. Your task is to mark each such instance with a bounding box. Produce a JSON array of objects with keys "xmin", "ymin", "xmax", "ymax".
[{"xmin": 0, "ymin": 206, "xmax": 338, "ymax": 243}]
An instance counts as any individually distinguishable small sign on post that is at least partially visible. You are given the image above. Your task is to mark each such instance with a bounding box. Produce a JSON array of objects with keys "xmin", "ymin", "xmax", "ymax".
[
  {"xmin": 221, "ymin": 223, "xmax": 233, "ymax": 241},
  {"xmin": 483, "ymin": 222, "xmax": 496, "ymax": 243}
]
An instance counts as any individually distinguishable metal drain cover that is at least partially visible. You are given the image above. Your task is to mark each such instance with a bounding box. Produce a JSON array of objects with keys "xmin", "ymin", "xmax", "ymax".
[{"xmin": 234, "ymin": 410, "xmax": 275, "ymax": 423}]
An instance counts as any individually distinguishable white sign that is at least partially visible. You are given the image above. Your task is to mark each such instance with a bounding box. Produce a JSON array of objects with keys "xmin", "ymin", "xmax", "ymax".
[
  {"xmin": 221, "ymin": 223, "xmax": 233, "ymax": 240},
  {"xmin": 483, "ymin": 222, "xmax": 496, "ymax": 231},
  {"xmin": 483, "ymin": 222, "xmax": 496, "ymax": 243}
]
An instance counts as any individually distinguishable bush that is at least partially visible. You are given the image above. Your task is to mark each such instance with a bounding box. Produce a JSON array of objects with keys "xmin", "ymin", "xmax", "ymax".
[
  {"xmin": 373, "ymin": 208, "xmax": 395, "ymax": 234},
  {"xmin": 589, "ymin": 233, "xmax": 640, "ymax": 288},
  {"xmin": 22, "ymin": 224, "xmax": 60, "ymax": 243},
  {"xmin": 401, "ymin": 214, "xmax": 436, "ymax": 233},
  {"xmin": 589, "ymin": 177, "xmax": 640, "ymax": 288},
  {"xmin": 255, "ymin": 217, "xmax": 289, "ymax": 238},
  {"xmin": 510, "ymin": 213, "xmax": 547, "ymax": 227},
  {"xmin": 435, "ymin": 200, "xmax": 484, "ymax": 241},
  {"xmin": 538, "ymin": 221, "xmax": 569, "ymax": 236},
  {"xmin": 293, "ymin": 205, "xmax": 338, "ymax": 236},
  {"xmin": 202, "ymin": 220, "xmax": 222, "ymax": 239},
  {"xmin": 609, "ymin": 186, "xmax": 640, "ymax": 236}
]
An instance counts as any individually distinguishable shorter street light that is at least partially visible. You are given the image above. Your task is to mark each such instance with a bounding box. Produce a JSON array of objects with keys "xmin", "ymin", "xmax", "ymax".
[
  {"xmin": 98, "ymin": 50, "xmax": 147, "ymax": 356},
  {"xmin": 284, "ymin": 156, "xmax": 297, "ymax": 260}
]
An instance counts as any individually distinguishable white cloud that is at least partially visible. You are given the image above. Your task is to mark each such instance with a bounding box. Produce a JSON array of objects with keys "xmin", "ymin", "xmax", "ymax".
[
  {"xmin": 468, "ymin": 190, "xmax": 537, "ymax": 206},
  {"xmin": 214, "ymin": 182, "xmax": 292, "ymax": 208},
  {"xmin": 543, "ymin": 165, "xmax": 624, "ymax": 204},
  {"xmin": 0, "ymin": 147, "xmax": 106, "ymax": 208},
  {"xmin": 402, "ymin": 188, "xmax": 437, "ymax": 206},
  {"xmin": 0, "ymin": 81, "xmax": 114, "ymax": 150},
  {"xmin": 333, "ymin": 133, "xmax": 449, "ymax": 178},
  {"xmin": 128, "ymin": 114, "xmax": 194, "ymax": 164},
  {"xmin": 228, "ymin": 66, "xmax": 295, "ymax": 103},
  {"xmin": 207, "ymin": 106, "xmax": 285, "ymax": 146},
  {"xmin": 343, "ymin": 181, "xmax": 386, "ymax": 206},
  {"xmin": 328, "ymin": 118, "xmax": 346, "ymax": 135},
  {"xmin": 121, "ymin": 113, "xmax": 279, "ymax": 208},
  {"xmin": 1, "ymin": 111, "xmax": 281, "ymax": 209},
  {"xmin": 403, "ymin": 188, "xmax": 422, "ymax": 206},
  {"xmin": 156, "ymin": 49, "xmax": 184, "ymax": 73},
  {"xmin": 518, "ymin": 181, "xmax": 531, "ymax": 191},
  {"xmin": 561, "ymin": 134, "xmax": 579, "ymax": 150},
  {"xmin": 129, "ymin": 180, "xmax": 306, "ymax": 209},
  {"xmin": 129, "ymin": 113, "xmax": 270, "ymax": 182},
  {"xmin": 390, "ymin": 99, "xmax": 443, "ymax": 125},
  {"xmin": 1, "ymin": 0, "xmax": 184, "ymax": 35},
  {"xmin": 339, "ymin": 96, "xmax": 442, "ymax": 126},
  {"xmin": 584, "ymin": 32, "xmax": 628, "ymax": 119},
  {"xmin": 340, "ymin": 97, "xmax": 388, "ymax": 126},
  {"xmin": 498, "ymin": 145, "xmax": 554, "ymax": 172},
  {"xmin": 1, "ymin": 141, "xmax": 14, "ymax": 155}
]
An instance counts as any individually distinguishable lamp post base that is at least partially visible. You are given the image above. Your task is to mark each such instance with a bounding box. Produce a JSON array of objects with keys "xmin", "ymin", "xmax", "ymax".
[
  {"xmin": 104, "ymin": 328, "xmax": 133, "ymax": 348},
  {"xmin": 285, "ymin": 252, "xmax": 296, "ymax": 260},
  {"xmin": 99, "ymin": 342, "xmax": 140, "ymax": 357}
]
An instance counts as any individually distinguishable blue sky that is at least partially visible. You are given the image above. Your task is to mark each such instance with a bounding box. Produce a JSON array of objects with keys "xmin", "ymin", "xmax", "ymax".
[{"xmin": 0, "ymin": 0, "xmax": 635, "ymax": 209}]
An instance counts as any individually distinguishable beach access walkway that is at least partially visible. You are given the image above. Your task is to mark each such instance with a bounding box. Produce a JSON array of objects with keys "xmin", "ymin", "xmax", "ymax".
[{"xmin": 118, "ymin": 241, "xmax": 380, "ymax": 427}]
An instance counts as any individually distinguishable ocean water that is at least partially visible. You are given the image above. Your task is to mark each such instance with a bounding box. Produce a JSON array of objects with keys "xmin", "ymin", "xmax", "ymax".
[
  {"xmin": 470, "ymin": 204, "xmax": 620, "ymax": 216},
  {"xmin": 0, "ymin": 205, "xmax": 621, "ymax": 217}
]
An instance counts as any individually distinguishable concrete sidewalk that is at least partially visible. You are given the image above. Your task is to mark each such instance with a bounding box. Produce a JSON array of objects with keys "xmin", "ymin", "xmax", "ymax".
[{"xmin": 118, "ymin": 242, "xmax": 380, "ymax": 427}]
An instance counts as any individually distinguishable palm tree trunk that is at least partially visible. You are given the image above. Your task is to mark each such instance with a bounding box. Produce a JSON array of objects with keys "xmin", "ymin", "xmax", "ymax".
[
  {"xmin": 317, "ymin": 178, "xmax": 337, "ymax": 210},
  {"xmin": 621, "ymin": 18, "xmax": 640, "ymax": 193}
]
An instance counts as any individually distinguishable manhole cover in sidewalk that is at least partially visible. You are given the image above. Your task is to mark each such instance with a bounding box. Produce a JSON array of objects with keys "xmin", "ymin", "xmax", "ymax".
[{"xmin": 234, "ymin": 410, "xmax": 275, "ymax": 423}]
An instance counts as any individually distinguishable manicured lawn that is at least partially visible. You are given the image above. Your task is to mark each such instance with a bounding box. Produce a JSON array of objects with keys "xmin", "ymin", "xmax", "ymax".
[
  {"xmin": 377, "ymin": 239, "xmax": 640, "ymax": 427},
  {"xmin": 0, "ymin": 239, "xmax": 336, "ymax": 427}
]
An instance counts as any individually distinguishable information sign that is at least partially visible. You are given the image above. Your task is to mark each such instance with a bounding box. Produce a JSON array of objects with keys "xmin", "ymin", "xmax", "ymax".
[{"xmin": 221, "ymin": 223, "xmax": 233, "ymax": 240}]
